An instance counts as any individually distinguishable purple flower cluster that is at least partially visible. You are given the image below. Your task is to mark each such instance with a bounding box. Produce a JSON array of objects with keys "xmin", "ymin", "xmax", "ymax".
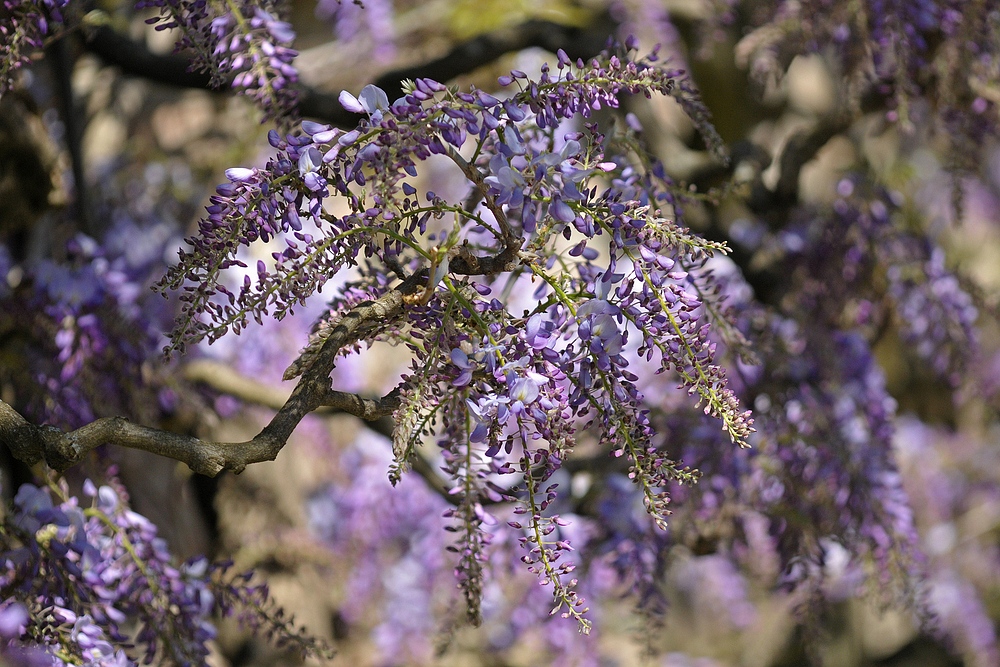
[
  {"xmin": 734, "ymin": 0, "xmax": 998, "ymax": 169},
  {"xmin": 888, "ymin": 247, "xmax": 978, "ymax": 387},
  {"xmin": 633, "ymin": 322, "xmax": 922, "ymax": 615},
  {"xmin": 0, "ymin": 226, "xmax": 170, "ymax": 430},
  {"xmin": 436, "ymin": 395, "xmax": 500, "ymax": 627},
  {"xmin": 771, "ymin": 178, "xmax": 978, "ymax": 388},
  {"xmin": 136, "ymin": 0, "xmax": 299, "ymax": 121},
  {"xmin": 158, "ymin": 44, "xmax": 754, "ymax": 628},
  {"xmin": 2, "ymin": 0, "xmax": 299, "ymax": 120},
  {"xmin": 307, "ymin": 431, "xmax": 451, "ymax": 663},
  {"xmin": 0, "ymin": 0, "xmax": 71, "ymax": 94},
  {"xmin": 0, "ymin": 480, "xmax": 215, "ymax": 665},
  {"xmin": 307, "ymin": 430, "xmax": 620, "ymax": 664},
  {"xmin": 503, "ymin": 42, "xmax": 725, "ymax": 161},
  {"xmin": 894, "ymin": 418, "xmax": 1000, "ymax": 666},
  {"xmin": 598, "ymin": 235, "xmax": 925, "ymax": 607},
  {"xmin": 210, "ymin": 565, "xmax": 335, "ymax": 661},
  {"xmin": 754, "ymin": 330, "xmax": 920, "ymax": 595},
  {"xmin": 0, "ymin": 476, "xmax": 331, "ymax": 665}
]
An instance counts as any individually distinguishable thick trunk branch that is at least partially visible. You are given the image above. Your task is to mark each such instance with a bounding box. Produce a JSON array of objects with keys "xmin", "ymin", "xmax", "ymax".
[
  {"xmin": 0, "ymin": 245, "xmax": 518, "ymax": 486},
  {"xmin": 0, "ymin": 280, "xmax": 416, "ymax": 476}
]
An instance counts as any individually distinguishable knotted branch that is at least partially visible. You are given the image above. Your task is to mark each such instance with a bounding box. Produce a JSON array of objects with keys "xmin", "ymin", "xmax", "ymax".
[{"xmin": 0, "ymin": 276, "xmax": 423, "ymax": 476}]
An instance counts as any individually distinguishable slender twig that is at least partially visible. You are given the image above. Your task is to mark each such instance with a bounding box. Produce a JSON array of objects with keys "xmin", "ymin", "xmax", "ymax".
[
  {"xmin": 82, "ymin": 18, "xmax": 613, "ymax": 127},
  {"xmin": 371, "ymin": 17, "xmax": 613, "ymax": 101},
  {"xmin": 185, "ymin": 359, "xmax": 468, "ymax": 500}
]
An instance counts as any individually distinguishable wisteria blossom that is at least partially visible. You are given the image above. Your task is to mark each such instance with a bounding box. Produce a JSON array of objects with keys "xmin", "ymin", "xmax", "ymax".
[{"xmin": 1, "ymin": 0, "xmax": 999, "ymax": 664}]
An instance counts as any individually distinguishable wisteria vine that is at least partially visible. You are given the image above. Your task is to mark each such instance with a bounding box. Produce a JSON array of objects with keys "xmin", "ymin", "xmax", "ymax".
[
  {"xmin": 2, "ymin": 0, "xmax": 999, "ymax": 662},
  {"xmin": 147, "ymin": 43, "xmax": 752, "ymax": 627}
]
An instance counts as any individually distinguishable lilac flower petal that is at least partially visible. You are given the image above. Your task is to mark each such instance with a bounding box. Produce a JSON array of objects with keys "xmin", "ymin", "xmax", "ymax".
[
  {"xmin": 359, "ymin": 84, "xmax": 390, "ymax": 113},
  {"xmin": 225, "ymin": 167, "xmax": 255, "ymax": 182},
  {"xmin": 301, "ymin": 120, "xmax": 329, "ymax": 136},
  {"xmin": 339, "ymin": 90, "xmax": 365, "ymax": 113}
]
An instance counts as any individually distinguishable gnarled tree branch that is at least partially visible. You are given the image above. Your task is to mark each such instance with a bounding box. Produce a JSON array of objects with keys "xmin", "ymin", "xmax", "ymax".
[
  {"xmin": 185, "ymin": 358, "xmax": 458, "ymax": 506},
  {"xmin": 0, "ymin": 275, "xmax": 423, "ymax": 476}
]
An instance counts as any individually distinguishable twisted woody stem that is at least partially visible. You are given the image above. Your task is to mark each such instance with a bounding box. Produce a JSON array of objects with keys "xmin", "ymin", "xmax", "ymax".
[
  {"xmin": 0, "ymin": 275, "xmax": 425, "ymax": 476},
  {"xmin": 0, "ymin": 182, "xmax": 528, "ymax": 476}
]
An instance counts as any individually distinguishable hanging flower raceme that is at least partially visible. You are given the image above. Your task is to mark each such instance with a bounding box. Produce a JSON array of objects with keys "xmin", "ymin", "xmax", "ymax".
[{"xmin": 160, "ymin": 42, "xmax": 748, "ymax": 629}]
